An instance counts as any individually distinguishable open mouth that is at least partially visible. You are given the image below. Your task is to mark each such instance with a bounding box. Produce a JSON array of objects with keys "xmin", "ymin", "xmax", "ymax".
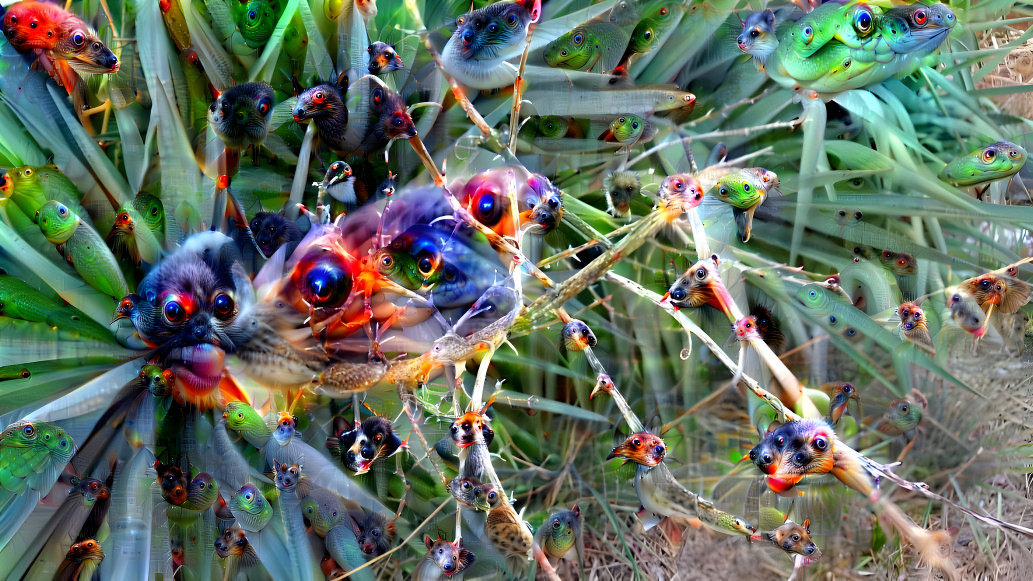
[
  {"xmin": 766, "ymin": 473, "xmax": 802, "ymax": 493},
  {"xmin": 168, "ymin": 343, "xmax": 226, "ymax": 405}
]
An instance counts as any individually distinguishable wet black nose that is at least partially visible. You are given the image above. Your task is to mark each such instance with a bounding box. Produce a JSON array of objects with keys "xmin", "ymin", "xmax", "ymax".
[
  {"xmin": 106, "ymin": 54, "xmax": 118, "ymax": 67},
  {"xmin": 805, "ymin": 544, "xmax": 816, "ymax": 555},
  {"xmin": 461, "ymin": 29, "xmax": 475, "ymax": 44},
  {"xmin": 443, "ymin": 562, "xmax": 455, "ymax": 572},
  {"xmin": 361, "ymin": 445, "xmax": 375, "ymax": 459}
]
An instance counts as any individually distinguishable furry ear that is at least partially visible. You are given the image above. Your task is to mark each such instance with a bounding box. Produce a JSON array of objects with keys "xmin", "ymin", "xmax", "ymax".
[
  {"xmin": 336, "ymin": 69, "xmax": 350, "ymax": 93},
  {"xmin": 803, "ymin": 519, "xmax": 811, "ymax": 533},
  {"xmin": 572, "ymin": 504, "xmax": 581, "ymax": 518},
  {"xmin": 762, "ymin": 8, "xmax": 775, "ymax": 28},
  {"xmin": 291, "ymin": 75, "xmax": 305, "ymax": 97},
  {"xmin": 424, "ymin": 535, "xmax": 434, "ymax": 549},
  {"xmin": 457, "ymin": 543, "xmax": 476, "ymax": 569}
]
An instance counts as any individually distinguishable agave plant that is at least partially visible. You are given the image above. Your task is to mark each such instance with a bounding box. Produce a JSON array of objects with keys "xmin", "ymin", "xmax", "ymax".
[{"xmin": 0, "ymin": 0, "xmax": 1031, "ymax": 579}]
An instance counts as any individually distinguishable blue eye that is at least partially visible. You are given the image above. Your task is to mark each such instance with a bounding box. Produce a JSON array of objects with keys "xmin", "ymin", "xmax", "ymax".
[
  {"xmin": 671, "ymin": 288, "xmax": 687, "ymax": 301},
  {"xmin": 573, "ymin": 33, "xmax": 583, "ymax": 44},
  {"xmin": 743, "ymin": 183, "xmax": 751, "ymax": 191},
  {"xmin": 163, "ymin": 300, "xmax": 186, "ymax": 323},
  {"xmin": 488, "ymin": 22, "xmax": 499, "ymax": 32},
  {"xmin": 303, "ymin": 264, "xmax": 351, "ymax": 307},
  {"xmin": 828, "ymin": 315, "xmax": 837, "ymax": 325}
]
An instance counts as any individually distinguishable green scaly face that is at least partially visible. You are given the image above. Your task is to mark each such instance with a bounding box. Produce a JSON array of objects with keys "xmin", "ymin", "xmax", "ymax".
[
  {"xmin": 301, "ymin": 494, "xmax": 344, "ymax": 537},
  {"xmin": 185, "ymin": 473, "xmax": 219, "ymax": 511},
  {"xmin": 538, "ymin": 116, "xmax": 569, "ymax": 139},
  {"xmin": 133, "ymin": 193, "xmax": 166, "ymax": 235},
  {"xmin": 791, "ymin": 3, "xmax": 880, "ymax": 58},
  {"xmin": 712, "ymin": 172, "xmax": 765, "ymax": 209},
  {"xmin": 223, "ymin": 401, "xmax": 270, "ymax": 446},
  {"xmin": 879, "ymin": 3, "xmax": 956, "ymax": 57},
  {"xmin": 544, "ymin": 25, "xmax": 606, "ymax": 71},
  {"xmin": 230, "ymin": 484, "xmax": 273, "ymax": 531},
  {"xmin": 939, "ymin": 141, "xmax": 1027, "ymax": 187},
  {"xmin": 35, "ymin": 201, "xmax": 80, "ymax": 244},
  {"xmin": 375, "ymin": 226, "xmax": 444, "ymax": 292},
  {"xmin": 239, "ymin": 1, "xmax": 276, "ymax": 48},
  {"xmin": 607, "ymin": 115, "xmax": 648, "ymax": 146}
]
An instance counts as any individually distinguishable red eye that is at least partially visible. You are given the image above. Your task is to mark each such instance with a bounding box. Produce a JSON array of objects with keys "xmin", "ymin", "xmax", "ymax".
[
  {"xmin": 914, "ymin": 9, "xmax": 926, "ymax": 25},
  {"xmin": 258, "ymin": 101, "xmax": 270, "ymax": 115},
  {"xmin": 897, "ymin": 258, "xmax": 908, "ymax": 267},
  {"xmin": 660, "ymin": 7, "xmax": 669, "ymax": 15},
  {"xmin": 313, "ymin": 91, "xmax": 325, "ymax": 104},
  {"xmin": 372, "ymin": 88, "xmax": 383, "ymax": 105}
]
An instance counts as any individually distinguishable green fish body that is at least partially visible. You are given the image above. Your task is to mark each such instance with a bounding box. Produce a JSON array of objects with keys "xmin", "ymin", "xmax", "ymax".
[{"xmin": 38, "ymin": 202, "xmax": 128, "ymax": 300}]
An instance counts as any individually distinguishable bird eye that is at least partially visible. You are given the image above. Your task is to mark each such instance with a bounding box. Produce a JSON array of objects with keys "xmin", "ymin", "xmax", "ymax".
[
  {"xmin": 750, "ymin": 29, "xmax": 759, "ymax": 37},
  {"xmin": 456, "ymin": 16, "xmax": 465, "ymax": 26},
  {"xmin": 163, "ymin": 300, "xmax": 186, "ymax": 324},
  {"xmin": 392, "ymin": 115, "xmax": 404, "ymax": 127},
  {"xmin": 980, "ymin": 279, "xmax": 991, "ymax": 290},
  {"xmin": 244, "ymin": 492, "xmax": 254, "ymax": 501},
  {"xmin": 507, "ymin": 13, "xmax": 518, "ymax": 25},
  {"xmin": 258, "ymin": 100, "xmax": 270, "ymax": 115},
  {"xmin": 488, "ymin": 491, "xmax": 497, "ymax": 501},
  {"xmin": 631, "ymin": 122, "xmax": 639, "ymax": 130},
  {"xmin": 854, "ymin": 211, "xmax": 862, "ymax": 219},
  {"xmin": 843, "ymin": 384, "xmax": 852, "ymax": 393},
  {"xmin": 418, "ymin": 256, "xmax": 434, "ymax": 275},
  {"xmin": 573, "ymin": 33, "xmax": 584, "ymax": 45},
  {"xmin": 743, "ymin": 183, "xmax": 751, "ymax": 192},
  {"xmin": 618, "ymin": 117, "xmax": 625, "ymax": 124},
  {"xmin": 813, "ymin": 437, "xmax": 827, "ymax": 450},
  {"xmin": 553, "ymin": 520, "xmax": 562, "ymax": 529},
  {"xmin": 695, "ymin": 268, "xmax": 707, "ymax": 280},
  {"xmin": 983, "ymin": 149, "xmax": 996, "ymax": 163},
  {"xmin": 719, "ymin": 186, "xmax": 728, "ymax": 195},
  {"xmin": 72, "ymin": 32, "xmax": 85, "ymax": 47},
  {"xmin": 22, "ymin": 425, "xmax": 34, "ymax": 436},
  {"xmin": 913, "ymin": 9, "xmax": 926, "ymax": 25},
  {"xmin": 488, "ymin": 22, "xmax": 499, "ymax": 32},
  {"xmin": 19, "ymin": 369, "xmax": 29, "ymax": 379},
  {"xmin": 643, "ymin": 29, "xmax": 653, "ymax": 41},
  {"xmin": 632, "ymin": 438, "xmax": 641, "ymax": 447},
  {"xmin": 829, "ymin": 315, "xmax": 837, "ymax": 325},
  {"xmin": 57, "ymin": 204, "xmax": 67, "ymax": 216},
  {"xmin": 803, "ymin": 25, "xmax": 813, "ymax": 40},
  {"xmin": 901, "ymin": 404, "xmax": 909, "ymax": 413}
]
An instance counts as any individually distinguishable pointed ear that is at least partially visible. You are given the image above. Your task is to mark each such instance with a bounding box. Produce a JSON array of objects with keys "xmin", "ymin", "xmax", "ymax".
[
  {"xmin": 291, "ymin": 75, "xmax": 305, "ymax": 97},
  {"xmin": 572, "ymin": 504, "xmax": 581, "ymax": 518},
  {"xmin": 424, "ymin": 535, "xmax": 434, "ymax": 549},
  {"xmin": 350, "ymin": 514, "xmax": 362, "ymax": 536},
  {"xmin": 803, "ymin": 519, "xmax": 811, "ymax": 532},
  {"xmin": 454, "ymin": 537, "xmax": 464, "ymax": 548},
  {"xmin": 336, "ymin": 69, "xmax": 350, "ymax": 92},
  {"xmin": 763, "ymin": 9, "xmax": 775, "ymax": 28}
]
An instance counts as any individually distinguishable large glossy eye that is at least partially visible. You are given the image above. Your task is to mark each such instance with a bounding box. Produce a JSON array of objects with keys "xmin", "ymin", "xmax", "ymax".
[
  {"xmin": 303, "ymin": 264, "xmax": 351, "ymax": 307},
  {"xmin": 72, "ymin": 32, "xmax": 85, "ymax": 47},
  {"xmin": 506, "ymin": 13, "xmax": 518, "ymax": 25},
  {"xmin": 775, "ymin": 435, "xmax": 786, "ymax": 447},
  {"xmin": 642, "ymin": 28, "xmax": 653, "ymax": 41},
  {"xmin": 802, "ymin": 25, "xmax": 813, "ymax": 42},
  {"xmin": 750, "ymin": 29, "xmax": 759, "ymax": 37},
  {"xmin": 854, "ymin": 9, "xmax": 873, "ymax": 33},
  {"xmin": 461, "ymin": 480, "xmax": 472, "ymax": 490},
  {"xmin": 979, "ymin": 279, "xmax": 991, "ymax": 290},
  {"xmin": 631, "ymin": 438, "xmax": 641, "ymax": 447},
  {"xmin": 163, "ymin": 299, "xmax": 187, "ymax": 324},
  {"xmin": 794, "ymin": 452, "xmax": 808, "ymax": 464},
  {"xmin": 813, "ymin": 437, "xmax": 827, "ymax": 451},
  {"xmin": 23, "ymin": 168, "xmax": 33, "ymax": 177},
  {"xmin": 258, "ymin": 99, "xmax": 271, "ymax": 115},
  {"xmin": 631, "ymin": 121, "xmax": 640, "ymax": 130},
  {"xmin": 371, "ymin": 87, "xmax": 383, "ymax": 106},
  {"xmin": 392, "ymin": 115, "xmax": 405, "ymax": 127},
  {"xmin": 57, "ymin": 204, "xmax": 67, "ymax": 217},
  {"xmin": 572, "ymin": 33, "xmax": 584, "ymax": 45},
  {"xmin": 248, "ymin": 9, "xmax": 258, "ymax": 21},
  {"xmin": 313, "ymin": 90, "xmax": 325, "ymax": 104},
  {"xmin": 22, "ymin": 424, "xmax": 34, "ymax": 436},
  {"xmin": 670, "ymin": 288, "xmax": 687, "ymax": 301},
  {"xmin": 418, "ymin": 256, "xmax": 435, "ymax": 275},
  {"xmin": 380, "ymin": 255, "xmax": 393, "ymax": 268},
  {"xmin": 488, "ymin": 22, "xmax": 499, "ymax": 33},
  {"xmin": 617, "ymin": 116, "xmax": 626, "ymax": 124},
  {"xmin": 743, "ymin": 182, "xmax": 751, "ymax": 192},
  {"xmin": 808, "ymin": 290, "xmax": 817, "ymax": 299},
  {"xmin": 487, "ymin": 491, "xmax": 498, "ymax": 502},
  {"xmin": 473, "ymin": 191, "xmax": 503, "ymax": 225},
  {"xmin": 695, "ymin": 267, "xmax": 707, "ymax": 280},
  {"xmin": 244, "ymin": 491, "xmax": 255, "ymax": 502},
  {"xmin": 844, "ymin": 327, "xmax": 857, "ymax": 337},
  {"xmin": 456, "ymin": 16, "xmax": 465, "ymax": 26},
  {"xmin": 854, "ymin": 211, "xmax": 863, "ymax": 220},
  {"xmin": 719, "ymin": 185, "xmax": 728, "ymax": 196},
  {"xmin": 553, "ymin": 520, "xmax": 562, "ymax": 529},
  {"xmin": 828, "ymin": 315, "xmax": 837, "ymax": 325},
  {"xmin": 983, "ymin": 148, "xmax": 997, "ymax": 163},
  {"xmin": 913, "ymin": 9, "xmax": 926, "ymax": 25},
  {"xmin": 900, "ymin": 404, "xmax": 909, "ymax": 414}
]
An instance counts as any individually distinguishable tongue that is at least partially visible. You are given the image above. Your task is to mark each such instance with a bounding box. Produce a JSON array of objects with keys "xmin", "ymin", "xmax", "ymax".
[{"xmin": 181, "ymin": 344, "xmax": 226, "ymax": 378}]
